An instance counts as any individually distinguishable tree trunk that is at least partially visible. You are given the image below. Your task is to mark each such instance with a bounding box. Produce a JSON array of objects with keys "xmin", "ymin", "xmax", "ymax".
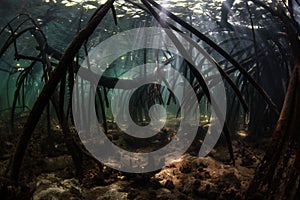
[{"xmin": 246, "ymin": 8, "xmax": 300, "ymax": 199}]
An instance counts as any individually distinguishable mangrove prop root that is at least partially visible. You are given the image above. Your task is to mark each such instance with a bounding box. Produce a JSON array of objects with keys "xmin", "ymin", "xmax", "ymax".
[
  {"xmin": 246, "ymin": 8, "xmax": 300, "ymax": 199},
  {"xmin": 8, "ymin": 0, "xmax": 115, "ymax": 183}
]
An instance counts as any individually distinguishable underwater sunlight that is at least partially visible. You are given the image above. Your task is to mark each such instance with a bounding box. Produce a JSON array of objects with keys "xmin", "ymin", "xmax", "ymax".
[{"xmin": 0, "ymin": 0, "xmax": 300, "ymax": 199}]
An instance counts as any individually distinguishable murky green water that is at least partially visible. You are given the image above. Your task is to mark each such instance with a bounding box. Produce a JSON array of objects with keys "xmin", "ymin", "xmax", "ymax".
[{"xmin": 0, "ymin": 0, "xmax": 296, "ymax": 133}]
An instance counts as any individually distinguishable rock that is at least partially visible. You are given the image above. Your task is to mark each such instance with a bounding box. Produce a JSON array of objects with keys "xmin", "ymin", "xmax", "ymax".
[
  {"xmin": 181, "ymin": 180, "xmax": 195, "ymax": 194},
  {"xmin": 42, "ymin": 155, "xmax": 73, "ymax": 172},
  {"xmin": 33, "ymin": 174, "xmax": 81, "ymax": 200},
  {"xmin": 83, "ymin": 185, "xmax": 128, "ymax": 200},
  {"xmin": 156, "ymin": 188, "xmax": 174, "ymax": 199}
]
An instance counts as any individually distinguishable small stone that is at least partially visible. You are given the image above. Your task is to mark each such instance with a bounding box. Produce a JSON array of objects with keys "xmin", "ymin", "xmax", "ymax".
[{"xmin": 160, "ymin": 188, "xmax": 171, "ymax": 193}]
